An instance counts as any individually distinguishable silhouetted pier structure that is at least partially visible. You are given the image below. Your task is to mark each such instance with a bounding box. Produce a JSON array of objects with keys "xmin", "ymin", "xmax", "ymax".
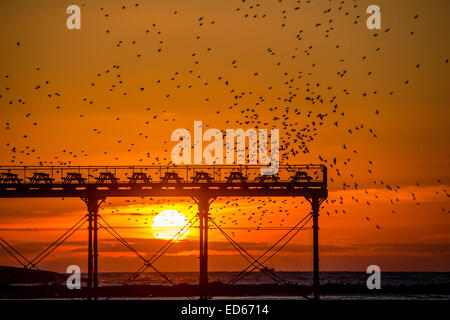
[{"xmin": 0, "ymin": 164, "xmax": 327, "ymax": 300}]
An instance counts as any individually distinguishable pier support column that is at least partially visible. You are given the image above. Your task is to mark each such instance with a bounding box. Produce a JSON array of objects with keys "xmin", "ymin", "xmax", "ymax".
[
  {"xmin": 82, "ymin": 195, "xmax": 105, "ymax": 300},
  {"xmin": 311, "ymin": 196, "xmax": 320, "ymax": 300},
  {"xmin": 197, "ymin": 194, "xmax": 210, "ymax": 300}
]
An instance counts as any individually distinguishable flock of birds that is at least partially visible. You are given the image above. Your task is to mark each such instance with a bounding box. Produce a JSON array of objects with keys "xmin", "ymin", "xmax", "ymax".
[{"xmin": 1, "ymin": 0, "xmax": 449, "ymax": 246}]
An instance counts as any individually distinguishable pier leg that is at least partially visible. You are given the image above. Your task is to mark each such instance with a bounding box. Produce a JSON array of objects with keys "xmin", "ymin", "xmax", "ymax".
[
  {"xmin": 93, "ymin": 202, "xmax": 98, "ymax": 297},
  {"xmin": 311, "ymin": 197, "xmax": 320, "ymax": 300},
  {"xmin": 197, "ymin": 195, "xmax": 210, "ymax": 300},
  {"xmin": 87, "ymin": 206, "xmax": 93, "ymax": 299},
  {"xmin": 82, "ymin": 196, "xmax": 104, "ymax": 300}
]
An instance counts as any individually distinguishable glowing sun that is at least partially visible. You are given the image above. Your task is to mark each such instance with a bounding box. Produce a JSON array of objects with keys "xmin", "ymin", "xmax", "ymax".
[{"xmin": 151, "ymin": 209, "xmax": 190, "ymax": 240}]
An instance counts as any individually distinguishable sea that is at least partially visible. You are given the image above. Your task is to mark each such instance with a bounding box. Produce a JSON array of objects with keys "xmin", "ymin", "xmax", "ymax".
[{"xmin": 94, "ymin": 271, "xmax": 450, "ymax": 300}]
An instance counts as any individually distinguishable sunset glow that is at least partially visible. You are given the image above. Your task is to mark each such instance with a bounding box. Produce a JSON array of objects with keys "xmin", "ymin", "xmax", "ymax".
[
  {"xmin": 151, "ymin": 210, "xmax": 190, "ymax": 240},
  {"xmin": 0, "ymin": 0, "xmax": 448, "ymax": 275}
]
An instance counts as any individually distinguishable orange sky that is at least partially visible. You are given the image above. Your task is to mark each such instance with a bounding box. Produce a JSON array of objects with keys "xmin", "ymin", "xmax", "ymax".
[{"xmin": 0, "ymin": 0, "xmax": 449, "ymax": 273}]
